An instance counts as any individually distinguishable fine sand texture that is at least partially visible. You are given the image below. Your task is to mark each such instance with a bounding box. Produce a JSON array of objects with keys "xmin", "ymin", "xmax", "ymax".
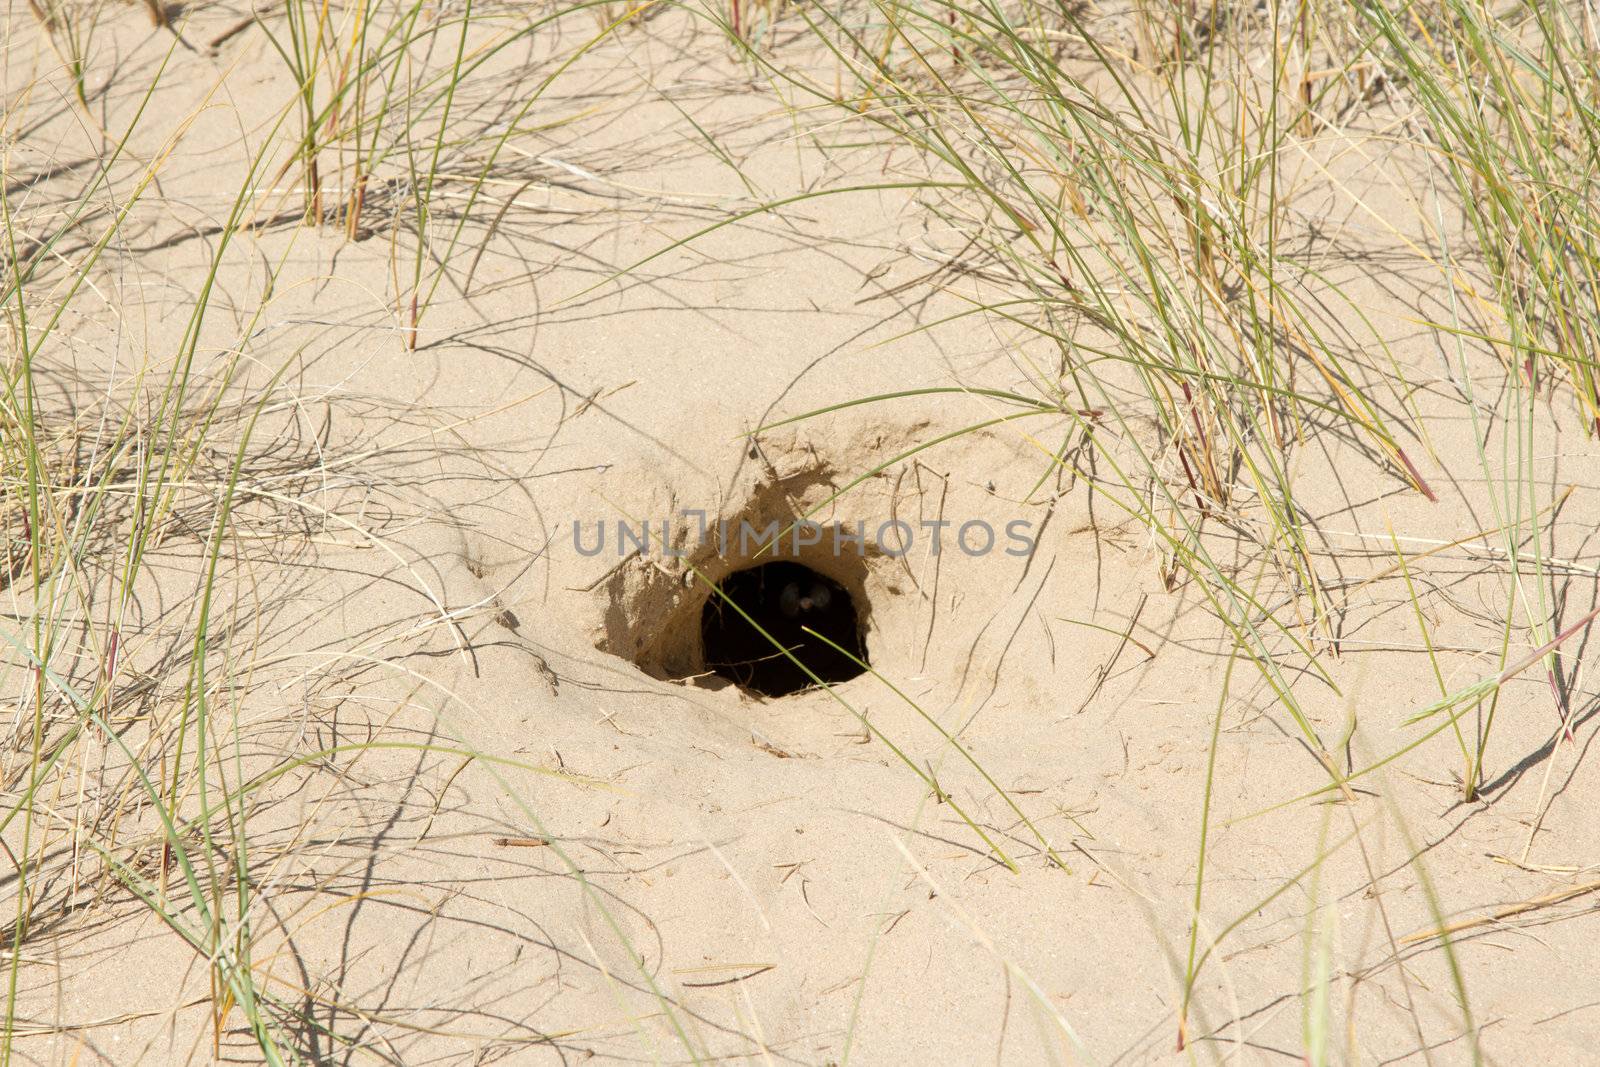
[{"xmin": 5, "ymin": 2, "xmax": 1600, "ymax": 1064}]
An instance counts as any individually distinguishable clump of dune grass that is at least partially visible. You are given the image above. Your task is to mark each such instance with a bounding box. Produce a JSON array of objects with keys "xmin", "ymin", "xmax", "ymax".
[
  {"xmin": 259, "ymin": 0, "xmax": 637, "ymax": 347},
  {"xmin": 1, "ymin": 7, "xmax": 690, "ymax": 1060},
  {"xmin": 1356, "ymin": 0, "xmax": 1600, "ymax": 428},
  {"xmin": 581, "ymin": 0, "xmax": 1599, "ymax": 1055}
]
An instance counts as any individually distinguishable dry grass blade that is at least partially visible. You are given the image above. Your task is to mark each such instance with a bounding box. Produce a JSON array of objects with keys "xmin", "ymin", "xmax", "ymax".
[{"xmin": 1401, "ymin": 880, "xmax": 1600, "ymax": 945}]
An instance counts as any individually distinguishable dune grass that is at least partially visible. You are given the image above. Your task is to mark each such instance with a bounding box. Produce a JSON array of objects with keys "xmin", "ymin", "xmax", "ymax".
[
  {"xmin": 2, "ymin": 4, "xmax": 676, "ymax": 1060},
  {"xmin": 4, "ymin": 0, "xmax": 1598, "ymax": 1061},
  {"xmin": 700, "ymin": 0, "xmax": 1596, "ymax": 1057}
]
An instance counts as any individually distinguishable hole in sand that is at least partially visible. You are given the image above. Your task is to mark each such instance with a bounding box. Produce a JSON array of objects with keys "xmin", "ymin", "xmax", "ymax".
[{"xmin": 699, "ymin": 561, "xmax": 867, "ymax": 697}]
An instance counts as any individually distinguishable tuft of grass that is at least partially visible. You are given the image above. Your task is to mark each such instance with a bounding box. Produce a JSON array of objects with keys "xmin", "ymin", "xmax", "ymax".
[
  {"xmin": 1357, "ymin": 0, "xmax": 1600, "ymax": 428},
  {"xmin": 583, "ymin": 0, "xmax": 1599, "ymax": 1052},
  {"xmin": 1, "ymin": 7, "xmax": 680, "ymax": 1059}
]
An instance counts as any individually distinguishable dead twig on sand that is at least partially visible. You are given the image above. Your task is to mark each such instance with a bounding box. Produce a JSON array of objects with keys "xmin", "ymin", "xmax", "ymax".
[{"xmin": 1402, "ymin": 880, "xmax": 1600, "ymax": 944}]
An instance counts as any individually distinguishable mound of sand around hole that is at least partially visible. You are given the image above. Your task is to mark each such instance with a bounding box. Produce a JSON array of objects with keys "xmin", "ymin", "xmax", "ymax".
[{"xmin": 578, "ymin": 418, "xmax": 1075, "ymax": 696}]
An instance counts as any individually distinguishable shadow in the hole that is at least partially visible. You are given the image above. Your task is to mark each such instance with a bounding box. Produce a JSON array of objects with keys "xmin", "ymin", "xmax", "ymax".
[{"xmin": 700, "ymin": 562, "xmax": 866, "ymax": 697}]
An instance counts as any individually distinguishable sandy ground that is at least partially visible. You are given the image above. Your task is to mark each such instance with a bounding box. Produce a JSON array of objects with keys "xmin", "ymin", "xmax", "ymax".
[{"xmin": 5, "ymin": 3, "xmax": 1600, "ymax": 1064}]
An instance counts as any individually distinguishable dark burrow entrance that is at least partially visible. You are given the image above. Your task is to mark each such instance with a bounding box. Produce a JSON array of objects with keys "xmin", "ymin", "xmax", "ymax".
[{"xmin": 699, "ymin": 562, "xmax": 867, "ymax": 697}]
